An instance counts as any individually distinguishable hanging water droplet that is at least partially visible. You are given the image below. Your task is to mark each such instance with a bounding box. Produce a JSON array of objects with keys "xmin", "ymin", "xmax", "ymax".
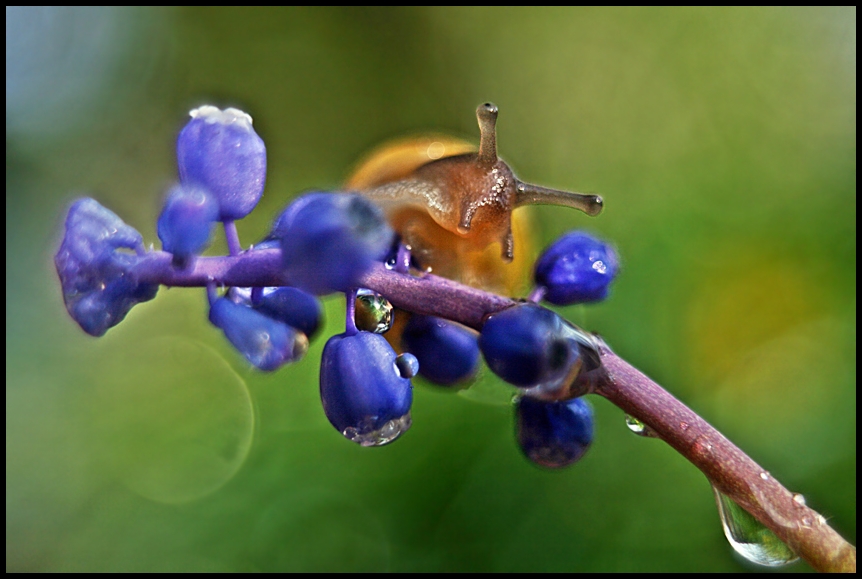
[
  {"xmin": 713, "ymin": 486, "xmax": 799, "ymax": 567},
  {"xmin": 354, "ymin": 290, "xmax": 393, "ymax": 333},
  {"xmin": 624, "ymin": 414, "xmax": 659, "ymax": 437},
  {"xmin": 342, "ymin": 413, "xmax": 412, "ymax": 447}
]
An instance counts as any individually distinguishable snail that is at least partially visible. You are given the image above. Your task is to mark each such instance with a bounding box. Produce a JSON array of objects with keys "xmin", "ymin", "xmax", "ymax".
[{"xmin": 345, "ymin": 103, "xmax": 602, "ymax": 295}]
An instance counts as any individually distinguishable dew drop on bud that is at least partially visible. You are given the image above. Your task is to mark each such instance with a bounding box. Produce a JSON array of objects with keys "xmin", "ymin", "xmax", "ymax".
[
  {"xmin": 342, "ymin": 414, "xmax": 412, "ymax": 447},
  {"xmin": 624, "ymin": 414, "xmax": 659, "ymax": 438},
  {"xmin": 394, "ymin": 353, "xmax": 419, "ymax": 378},
  {"xmin": 292, "ymin": 332, "xmax": 310, "ymax": 360},
  {"xmin": 712, "ymin": 485, "xmax": 799, "ymax": 567},
  {"xmin": 354, "ymin": 289, "xmax": 394, "ymax": 333}
]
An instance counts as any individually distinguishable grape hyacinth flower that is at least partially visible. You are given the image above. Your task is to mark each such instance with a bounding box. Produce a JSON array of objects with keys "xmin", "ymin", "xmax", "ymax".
[
  {"xmin": 47, "ymin": 102, "xmax": 857, "ymax": 572},
  {"xmin": 177, "ymin": 105, "xmax": 267, "ymax": 221},
  {"xmin": 274, "ymin": 192, "xmax": 395, "ymax": 295},
  {"xmin": 402, "ymin": 315, "xmax": 480, "ymax": 386},
  {"xmin": 208, "ymin": 295, "xmax": 309, "ymax": 371},
  {"xmin": 533, "ymin": 231, "xmax": 619, "ymax": 305},
  {"xmin": 157, "ymin": 184, "xmax": 219, "ymax": 267},
  {"xmin": 516, "ymin": 396, "xmax": 594, "ymax": 468},
  {"xmin": 320, "ymin": 331, "xmax": 413, "ymax": 446},
  {"xmin": 54, "ymin": 198, "xmax": 158, "ymax": 337},
  {"xmin": 254, "ymin": 286, "xmax": 323, "ymax": 339},
  {"xmin": 479, "ymin": 302, "xmax": 584, "ymax": 390}
]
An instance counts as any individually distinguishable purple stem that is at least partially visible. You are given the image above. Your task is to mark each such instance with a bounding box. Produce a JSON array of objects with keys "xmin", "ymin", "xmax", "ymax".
[
  {"xmin": 527, "ymin": 285, "xmax": 547, "ymax": 303},
  {"xmin": 205, "ymin": 281, "xmax": 217, "ymax": 307},
  {"xmin": 128, "ymin": 249, "xmax": 855, "ymax": 573},
  {"xmin": 345, "ymin": 288, "xmax": 358, "ymax": 336},
  {"xmin": 223, "ymin": 220, "xmax": 243, "ymax": 257},
  {"xmin": 395, "ymin": 243, "xmax": 411, "ymax": 274},
  {"xmin": 134, "ymin": 240, "xmax": 147, "ymax": 257},
  {"xmin": 593, "ymin": 343, "xmax": 856, "ymax": 573},
  {"xmin": 251, "ymin": 286, "xmax": 263, "ymax": 306}
]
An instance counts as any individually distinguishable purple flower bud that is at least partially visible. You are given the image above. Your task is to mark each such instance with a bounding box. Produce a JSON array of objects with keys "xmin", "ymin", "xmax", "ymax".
[
  {"xmin": 533, "ymin": 231, "xmax": 619, "ymax": 305},
  {"xmin": 402, "ymin": 315, "xmax": 479, "ymax": 386},
  {"xmin": 209, "ymin": 297, "xmax": 308, "ymax": 371},
  {"xmin": 320, "ymin": 331, "xmax": 413, "ymax": 446},
  {"xmin": 54, "ymin": 198, "xmax": 158, "ymax": 336},
  {"xmin": 255, "ymin": 286, "xmax": 323, "ymax": 339},
  {"xmin": 157, "ymin": 184, "xmax": 218, "ymax": 266},
  {"xmin": 276, "ymin": 192, "xmax": 395, "ymax": 295},
  {"xmin": 516, "ymin": 396, "xmax": 594, "ymax": 468},
  {"xmin": 177, "ymin": 106, "xmax": 266, "ymax": 221},
  {"xmin": 480, "ymin": 303, "xmax": 581, "ymax": 389}
]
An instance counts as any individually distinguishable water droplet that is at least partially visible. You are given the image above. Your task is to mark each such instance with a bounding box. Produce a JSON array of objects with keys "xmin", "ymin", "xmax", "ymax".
[
  {"xmin": 760, "ymin": 472, "xmax": 770, "ymax": 481},
  {"xmin": 354, "ymin": 290, "xmax": 393, "ymax": 333},
  {"xmin": 394, "ymin": 353, "xmax": 419, "ymax": 378},
  {"xmin": 713, "ymin": 486, "xmax": 799, "ymax": 567},
  {"xmin": 792, "ymin": 493, "xmax": 806, "ymax": 506},
  {"xmin": 342, "ymin": 413, "xmax": 412, "ymax": 447},
  {"xmin": 624, "ymin": 414, "xmax": 659, "ymax": 437},
  {"xmin": 293, "ymin": 332, "xmax": 309, "ymax": 360}
]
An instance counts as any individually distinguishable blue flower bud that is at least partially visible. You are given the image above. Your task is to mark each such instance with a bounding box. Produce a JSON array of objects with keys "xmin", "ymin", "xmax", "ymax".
[
  {"xmin": 55, "ymin": 198, "xmax": 158, "ymax": 336},
  {"xmin": 320, "ymin": 331, "xmax": 413, "ymax": 446},
  {"xmin": 209, "ymin": 297, "xmax": 308, "ymax": 371},
  {"xmin": 479, "ymin": 303, "xmax": 582, "ymax": 389},
  {"xmin": 176, "ymin": 106, "xmax": 266, "ymax": 221},
  {"xmin": 157, "ymin": 184, "xmax": 218, "ymax": 266},
  {"xmin": 277, "ymin": 193, "xmax": 395, "ymax": 295},
  {"xmin": 533, "ymin": 231, "xmax": 619, "ymax": 305},
  {"xmin": 402, "ymin": 315, "xmax": 479, "ymax": 386},
  {"xmin": 516, "ymin": 396, "xmax": 594, "ymax": 468},
  {"xmin": 255, "ymin": 286, "xmax": 323, "ymax": 339}
]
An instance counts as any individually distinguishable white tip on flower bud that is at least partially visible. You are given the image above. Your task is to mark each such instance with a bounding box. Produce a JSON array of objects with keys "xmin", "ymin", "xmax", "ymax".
[
  {"xmin": 188, "ymin": 105, "xmax": 254, "ymax": 129},
  {"xmin": 178, "ymin": 105, "xmax": 266, "ymax": 221}
]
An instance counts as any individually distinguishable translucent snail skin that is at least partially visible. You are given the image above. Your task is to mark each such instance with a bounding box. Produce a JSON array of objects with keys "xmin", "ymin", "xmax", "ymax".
[{"xmin": 346, "ymin": 103, "xmax": 603, "ymax": 295}]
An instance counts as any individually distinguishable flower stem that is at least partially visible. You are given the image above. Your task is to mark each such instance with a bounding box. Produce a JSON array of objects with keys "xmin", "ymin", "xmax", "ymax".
[
  {"xmin": 592, "ymin": 342, "xmax": 856, "ymax": 573},
  {"xmin": 223, "ymin": 220, "xmax": 243, "ymax": 257},
  {"xmin": 395, "ymin": 243, "xmax": 411, "ymax": 274},
  {"xmin": 345, "ymin": 288, "xmax": 358, "ymax": 336},
  {"xmin": 527, "ymin": 285, "xmax": 546, "ymax": 303},
  {"xmin": 129, "ymin": 249, "xmax": 855, "ymax": 572}
]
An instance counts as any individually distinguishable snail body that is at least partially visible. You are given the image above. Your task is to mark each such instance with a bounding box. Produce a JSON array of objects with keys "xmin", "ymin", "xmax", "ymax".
[{"xmin": 346, "ymin": 103, "xmax": 603, "ymax": 294}]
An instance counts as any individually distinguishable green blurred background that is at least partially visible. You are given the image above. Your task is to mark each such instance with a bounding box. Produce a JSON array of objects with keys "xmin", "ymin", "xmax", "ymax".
[{"xmin": 6, "ymin": 7, "xmax": 855, "ymax": 572}]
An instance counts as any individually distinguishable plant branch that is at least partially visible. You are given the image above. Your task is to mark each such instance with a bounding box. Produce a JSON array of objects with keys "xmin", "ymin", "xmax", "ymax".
[
  {"xmin": 131, "ymin": 250, "xmax": 856, "ymax": 572},
  {"xmin": 593, "ymin": 346, "xmax": 856, "ymax": 573}
]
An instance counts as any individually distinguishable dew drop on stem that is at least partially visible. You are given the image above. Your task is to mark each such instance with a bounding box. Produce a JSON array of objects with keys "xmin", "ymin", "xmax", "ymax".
[
  {"xmin": 624, "ymin": 414, "xmax": 659, "ymax": 438},
  {"xmin": 354, "ymin": 289, "xmax": 394, "ymax": 333},
  {"xmin": 712, "ymin": 485, "xmax": 799, "ymax": 567}
]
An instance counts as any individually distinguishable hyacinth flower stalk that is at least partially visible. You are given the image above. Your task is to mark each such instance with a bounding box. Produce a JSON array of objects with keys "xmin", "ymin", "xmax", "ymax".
[{"xmin": 53, "ymin": 105, "xmax": 855, "ymax": 572}]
